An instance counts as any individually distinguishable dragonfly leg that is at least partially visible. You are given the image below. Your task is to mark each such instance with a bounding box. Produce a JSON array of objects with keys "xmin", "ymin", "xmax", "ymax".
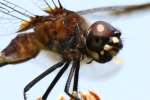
[
  {"xmin": 23, "ymin": 60, "xmax": 65, "ymax": 100},
  {"xmin": 73, "ymin": 60, "xmax": 80, "ymax": 92},
  {"xmin": 64, "ymin": 60, "xmax": 80, "ymax": 100},
  {"xmin": 42, "ymin": 61, "xmax": 71, "ymax": 100}
]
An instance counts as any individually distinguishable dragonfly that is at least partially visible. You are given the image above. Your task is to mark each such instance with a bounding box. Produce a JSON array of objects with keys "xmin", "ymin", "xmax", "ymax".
[{"xmin": 0, "ymin": 0, "xmax": 150, "ymax": 100}]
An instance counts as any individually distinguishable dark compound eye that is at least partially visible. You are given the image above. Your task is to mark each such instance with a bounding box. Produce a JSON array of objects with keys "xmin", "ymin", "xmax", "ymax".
[
  {"xmin": 88, "ymin": 21, "xmax": 118, "ymax": 37},
  {"xmin": 86, "ymin": 21, "xmax": 123, "ymax": 63},
  {"xmin": 86, "ymin": 21, "xmax": 117, "ymax": 52},
  {"xmin": 86, "ymin": 34, "xmax": 109, "ymax": 52}
]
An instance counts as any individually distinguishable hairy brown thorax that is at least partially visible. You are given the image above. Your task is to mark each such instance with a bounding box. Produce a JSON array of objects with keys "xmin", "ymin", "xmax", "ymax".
[{"xmin": 34, "ymin": 10, "xmax": 88, "ymax": 53}]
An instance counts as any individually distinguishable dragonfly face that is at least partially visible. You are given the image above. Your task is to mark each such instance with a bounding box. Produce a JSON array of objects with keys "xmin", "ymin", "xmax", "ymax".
[{"xmin": 86, "ymin": 21, "xmax": 123, "ymax": 63}]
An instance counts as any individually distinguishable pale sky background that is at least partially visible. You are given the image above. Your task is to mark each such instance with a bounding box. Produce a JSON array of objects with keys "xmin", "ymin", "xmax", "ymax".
[{"xmin": 0, "ymin": 0, "xmax": 150, "ymax": 100}]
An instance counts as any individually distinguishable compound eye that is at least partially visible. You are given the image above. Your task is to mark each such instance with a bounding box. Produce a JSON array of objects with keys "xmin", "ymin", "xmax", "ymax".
[{"xmin": 88, "ymin": 21, "xmax": 118, "ymax": 37}]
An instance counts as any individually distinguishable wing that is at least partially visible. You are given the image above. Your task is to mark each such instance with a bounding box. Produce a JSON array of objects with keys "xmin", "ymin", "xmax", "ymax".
[
  {"xmin": 0, "ymin": 0, "xmax": 35, "ymax": 35},
  {"xmin": 80, "ymin": 55, "xmax": 123, "ymax": 81},
  {"xmin": 32, "ymin": 0, "xmax": 51, "ymax": 12},
  {"xmin": 77, "ymin": 3, "xmax": 150, "ymax": 16}
]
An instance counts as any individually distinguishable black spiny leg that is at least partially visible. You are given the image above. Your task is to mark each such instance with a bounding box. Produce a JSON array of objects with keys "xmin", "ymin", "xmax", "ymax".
[
  {"xmin": 42, "ymin": 61, "xmax": 71, "ymax": 100},
  {"xmin": 23, "ymin": 60, "xmax": 65, "ymax": 100},
  {"xmin": 65, "ymin": 60, "xmax": 80, "ymax": 100}
]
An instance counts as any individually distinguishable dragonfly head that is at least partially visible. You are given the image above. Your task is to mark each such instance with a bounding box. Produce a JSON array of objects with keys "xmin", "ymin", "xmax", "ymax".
[{"xmin": 86, "ymin": 21, "xmax": 123, "ymax": 63}]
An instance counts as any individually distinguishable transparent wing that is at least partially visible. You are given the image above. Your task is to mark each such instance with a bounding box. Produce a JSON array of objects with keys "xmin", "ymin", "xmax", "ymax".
[
  {"xmin": 77, "ymin": 3, "xmax": 150, "ymax": 16},
  {"xmin": 32, "ymin": 0, "xmax": 50, "ymax": 11},
  {"xmin": 79, "ymin": 53, "xmax": 123, "ymax": 82},
  {"xmin": 77, "ymin": 2, "xmax": 150, "ymax": 23},
  {"xmin": 0, "ymin": 0, "xmax": 34, "ymax": 35},
  {"xmin": 0, "ymin": 15, "xmax": 19, "ymax": 35}
]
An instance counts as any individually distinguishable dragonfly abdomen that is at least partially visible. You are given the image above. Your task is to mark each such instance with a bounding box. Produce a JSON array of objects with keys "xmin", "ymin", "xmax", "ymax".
[{"xmin": 0, "ymin": 33, "xmax": 40, "ymax": 67}]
